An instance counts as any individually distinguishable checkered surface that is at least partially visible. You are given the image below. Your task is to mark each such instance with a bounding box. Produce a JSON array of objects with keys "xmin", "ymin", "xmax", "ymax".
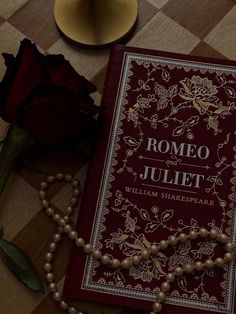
[{"xmin": 0, "ymin": 1, "xmax": 236, "ymax": 313}]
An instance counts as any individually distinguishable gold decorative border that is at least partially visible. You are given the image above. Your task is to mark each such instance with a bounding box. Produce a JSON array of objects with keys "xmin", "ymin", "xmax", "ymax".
[{"xmin": 82, "ymin": 52, "xmax": 236, "ymax": 313}]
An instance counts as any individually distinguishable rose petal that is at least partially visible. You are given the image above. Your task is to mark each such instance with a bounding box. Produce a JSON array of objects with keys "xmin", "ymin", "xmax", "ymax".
[
  {"xmin": 76, "ymin": 94, "xmax": 100, "ymax": 115},
  {"xmin": 44, "ymin": 54, "xmax": 96, "ymax": 95},
  {"xmin": 19, "ymin": 86, "xmax": 95, "ymax": 144},
  {"xmin": 2, "ymin": 53, "xmax": 15, "ymax": 70},
  {"xmin": 0, "ymin": 54, "xmax": 15, "ymax": 117},
  {"xmin": 1, "ymin": 38, "xmax": 49, "ymax": 124}
]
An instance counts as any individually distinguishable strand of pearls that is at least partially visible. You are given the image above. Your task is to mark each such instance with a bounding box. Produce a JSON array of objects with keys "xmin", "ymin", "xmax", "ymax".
[{"xmin": 40, "ymin": 174, "xmax": 235, "ymax": 314}]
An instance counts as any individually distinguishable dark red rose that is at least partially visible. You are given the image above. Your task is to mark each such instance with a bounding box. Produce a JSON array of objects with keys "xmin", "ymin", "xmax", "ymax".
[{"xmin": 0, "ymin": 38, "xmax": 98, "ymax": 144}]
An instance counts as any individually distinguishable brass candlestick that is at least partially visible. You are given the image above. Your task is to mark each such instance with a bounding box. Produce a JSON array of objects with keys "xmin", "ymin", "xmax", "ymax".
[{"xmin": 54, "ymin": 0, "xmax": 138, "ymax": 47}]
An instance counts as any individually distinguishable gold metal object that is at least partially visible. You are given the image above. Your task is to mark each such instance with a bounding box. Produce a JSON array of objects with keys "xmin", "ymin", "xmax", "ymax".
[{"xmin": 54, "ymin": 0, "xmax": 138, "ymax": 47}]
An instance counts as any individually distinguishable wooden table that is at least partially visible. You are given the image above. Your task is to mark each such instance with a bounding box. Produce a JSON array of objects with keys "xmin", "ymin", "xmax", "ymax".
[{"xmin": 0, "ymin": 1, "xmax": 236, "ymax": 313}]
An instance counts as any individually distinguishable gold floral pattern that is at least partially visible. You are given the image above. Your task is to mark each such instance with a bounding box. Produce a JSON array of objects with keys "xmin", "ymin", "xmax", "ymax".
[
  {"xmin": 101, "ymin": 61, "xmax": 235, "ymax": 302},
  {"xmin": 126, "ymin": 234, "xmax": 167, "ymax": 283},
  {"xmin": 86, "ymin": 55, "xmax": 236, "ymax": 313},
  {"xmin": 179, "ymin": 75, "xmax": 236, "ymax": 134},
  {"xmin": 179, "ymin": 76, "xmax": 218, "ymax": 112},
  {"xmin": 105, "ymin": 213, "xmax": 168, "ymax": 283},
  {"xmin": 105, "ymin": 201, "xmax": 223, "ymax": 295},
  {"xmin": 206, "ymin": 133, "xmax": 231, "ymax": 229}
]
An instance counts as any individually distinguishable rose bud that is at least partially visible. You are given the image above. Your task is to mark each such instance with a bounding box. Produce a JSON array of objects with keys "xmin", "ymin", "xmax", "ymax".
[
  {"xmin": 0, "ymin": 39, "xmax": 100, "ymax": 197},
  {"xmin": 0, "ymin": 38, "xmax": 99, "ymax": 145}
]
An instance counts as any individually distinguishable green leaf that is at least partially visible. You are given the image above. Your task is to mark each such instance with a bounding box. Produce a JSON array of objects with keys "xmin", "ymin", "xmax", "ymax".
[
  {"xmin": 0, "ymin": 138, "xmax": 6, "ymax": 145},
  {"xmin": 0, "ymin": 125, "xmax": 35, "ymax": 197},
  {"xmin": 21, "ymin": 154, "xmax": 48, "ymax": 174},
  {"xmin": 0, "ymin": 125, "xmax": 33, "ymax": 175},
  {"xmin": 0, "ymin": 239, "xmax": 44, "ymax": 292}
]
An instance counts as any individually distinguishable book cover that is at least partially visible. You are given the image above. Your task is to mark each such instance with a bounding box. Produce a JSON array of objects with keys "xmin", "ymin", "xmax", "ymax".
[{"xmin": 63, "ymin": 46, "xmax": 236, "ymax": 314}]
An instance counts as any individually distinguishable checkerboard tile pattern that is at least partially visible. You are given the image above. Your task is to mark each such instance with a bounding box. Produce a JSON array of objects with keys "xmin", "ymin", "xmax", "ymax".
[
  {"xmin": 48, "ymin": 39, "xmax": 109, "ymax": 79},
  {"xmin": 9, "ymin": 0, "xmax": 60, "ymax": 50},
  {"xmin": 190, "ymin": 41, "xmax": 228, "ymax": 59},
  {"xmin": 0, "ymin": 0, "xmax": 28, "ymax": 19},
  {"xmin": 0, "ymin": 0, "xmax": 236, "ymax": 313},
  {"xmin": 0, "ymin": 15, "xmax": 5, "ymax": 26},
  {"xmin": 162, "ymin": 0, "xmax": 234, "ymax": 39},
  {"xmin": 128, "ymin": 11, "xmax": 200, "ymax": 53},
  {"xmin": 204, "ymin": 5, "xmax": 236, "ymax": 59},
  {"xmin": 0, "ymin": 22, "xmax": 26, "ymax": 78},
  {"xmin": 147, "ymin": 0, "xmax": 169, "ymax": 9}
]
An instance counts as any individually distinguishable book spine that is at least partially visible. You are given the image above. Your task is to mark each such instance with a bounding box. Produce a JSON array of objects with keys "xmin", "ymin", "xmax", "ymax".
[{"xmin": 100, "ymin": 46, "xmax": 121, "ymax": 110}]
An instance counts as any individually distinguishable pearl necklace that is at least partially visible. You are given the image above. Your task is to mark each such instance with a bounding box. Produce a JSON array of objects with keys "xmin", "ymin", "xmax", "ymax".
[{"xmin": 40, "ymin": 174, "xmax": 234, "ymax": 314}]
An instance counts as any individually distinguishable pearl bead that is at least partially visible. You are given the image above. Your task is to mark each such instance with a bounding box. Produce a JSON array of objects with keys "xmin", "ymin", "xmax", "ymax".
[
  {"xmin": 184, "ymin": 263, "xmax": 194, "ymax": 273},
  {"xmin": 49, "ymin": 243, "xmax": 57, "ymax": 252},
  {"xmin": 45, "ymin": 253, "xmax": 54, "ymax": 262},
  {"xmin": 42, "ymin": 199, "xmax": 49, "ymax": 208},
  {"xmin": 101, "ymin": 255, "xmax": 110, "ymax": 265},
  {"xmin": 84, "ymin": 244, "xmax": 93, "ymax": 253},
  {"xmin": 204, "ymin": 259, "xmax": 215, "ymax": 269},
  {"xmin": 153, "ymin": 302, "xmax": 162, "ymax": 312},
  {"xmin": 166, "ymin": 272, "xmax": 175, "ymax": 283},
  {"xmin": 189, "ymin": 230, "xmax": 198, "ymax": 240},
  {"xmin": 52, "ymin": 214, "xmax": 61, "ymax": 223},
  {"xmin": 224, "ymin": 253, "xmax": 233, "ymax": 262},
  {"xmin": 48, "ymin": 282, "xmax": 57, "ymax": 292},
  {"xmin": 161, "ymin": 281, "xmax": 170, "ymax": 292},
  {"xmin": 215, "ymin": 257, "xmax": 225, "ymax": 267},
  {"xmin": 111, "ymin": 259, "xmax": 121, "ymax": 269},
  {"xmin": 133, "ymin": 255, "xmax": 141, "ymax": 265},
  {"xmin": 42, "ymin": 175, "xmax": 236, "ymax": 314},
  {"xmin": 46, "ymin": 207, "xmax": 54, "ymax": 216},
  {"xmin": 195, "ymin": 261, "xmax": 204, "ymax": 271},
  {"xmin": 44, "ymin": 263, "xmax": 52, "ymax": 272},
  {"xmin": 69, "ymin": 231, "xmax": 77, "ymax": 240},
  {"xmin": 65, "ymin": 206, "xmax": 74, "ymax": 215},
  {"xmin": 121, "ymin": 258, "xmax": 132, "ymax": 269},
  {"xmin": 68, "ymin": 307, "xmax": 77, "ymax": 314},
  {"xmin": 39, "ymin": 191, "xmax": 46, "ymax": 199},
  {"xmin": 168, "ymin": 235, "xmax": 178, "ymax": 246},
  {"xmin": 74, "ymin": 189, "xmax": 80, "ymax": 196},
  {"xmin": 53, "ymin": 292, "xmax": 61, "ymax": 302},
  {"xmin": 63, "ymin": 224, "xmax": 72, "ymax": 234},
  {"xmin": 65, "ymin": 175, "xmax": 72, "ymax": 182},
  {"xmin": 159, "ymin": 240, "xmax": 168, "ymax": 249},
  {"xmin": 224, "ymin": 242, "xmax": 234, "ymax": 252},
  {"xmin": 40, "ymin": 182, "xmax": 48, "ymax": 189},
  {"xmin": 93, "ymin": 250, "xmax": 102, "ymax": 260},
  {"xmin": 64, "ymin": 215, "xmax": 69, "ymax": 222},
  {"xmin": 56, "ymin": 173, "xmax": 64, "ymax": 180},
  {"xmin": 209, "ymin": 229, "xmax": 218, "ymax": 240},
  {"xmin": 70, "ymin": 198, "xmax": 77, "ymax": 206},
  {"xmin": 219, "ymin": 233, "xmax": 228, "ymax": 243},
  {"xmin": 59, "ymin": 219, "xmax": 66, "ymax": 227},
  {"xmin": 179, "ymin": 233, "xmax": 188, "ymax": 242},
  {"xmin": 46, "ymin": 273, "xmax": 55, "ymax": 282},
  {"xmin": 150, "ymin": 245, "xmax": 159, "ymax": 254},
  {"xmin": 75, "ymin": 238, "xmax": 85, "ymax": 247},
  {"xmin": 53, "ymin": 234, "xmax": 61, "ymax": 243},
  {"xmin": 157, "ymin": 291, "xmax": 166, "ymax": 302},
  {"xmin": 174, "ymin": 266, "xmax": 183, "ymax": 276},
  {"xmin": 72, "ymin": 180, "xmax": 79, "ymax": 187},
  {"xmin": 199, "ymin": 228, "xmax": 208, "ymax": 238},
  {"xmin": 47, "ymin": 176, "xmax": 55, "ymax": 183},
  {"xmin": 58, "ymin": 227, "xmax": 63, "ymax": 234},
  {"xmin": 60, "ymin": 301, "xmax": 68, "ymax": 310},
  {"xmin": 141, "ymin": 250, "xmax": 150, "ymax": 260}
]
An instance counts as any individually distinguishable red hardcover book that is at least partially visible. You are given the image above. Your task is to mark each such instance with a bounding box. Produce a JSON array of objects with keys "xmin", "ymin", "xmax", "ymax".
[{"xmin": 63, "ymin": 46, "xmax": 236, "ymax": 314}]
